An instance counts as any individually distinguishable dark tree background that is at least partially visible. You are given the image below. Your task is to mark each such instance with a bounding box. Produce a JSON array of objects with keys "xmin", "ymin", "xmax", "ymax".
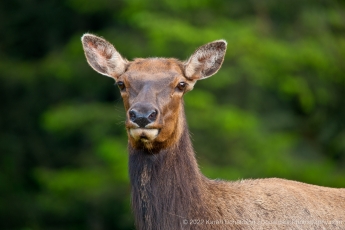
[{"xmin": 0, "ymin": 0, "xmax": 344, "ymax": 229}]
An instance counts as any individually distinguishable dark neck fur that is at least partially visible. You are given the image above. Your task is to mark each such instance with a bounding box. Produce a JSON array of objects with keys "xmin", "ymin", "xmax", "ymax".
[{"xmin": 128, "ymin": 113, "xmax": 207, "ymax": 230}]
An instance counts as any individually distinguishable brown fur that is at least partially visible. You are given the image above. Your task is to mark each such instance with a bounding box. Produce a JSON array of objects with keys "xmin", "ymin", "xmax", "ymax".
[
  {"xmin": 122, "ymin": 58, "xmax": 187, "ymax": 152},
  {"xmin": 81, "ymin": 34, "xmax": 345, "ymax": 229}
]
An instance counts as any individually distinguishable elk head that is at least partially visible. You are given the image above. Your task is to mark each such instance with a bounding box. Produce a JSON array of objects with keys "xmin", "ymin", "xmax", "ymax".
[{"xmin": 81, "ymin": 34, "xmax": 227, "ymax": 152}]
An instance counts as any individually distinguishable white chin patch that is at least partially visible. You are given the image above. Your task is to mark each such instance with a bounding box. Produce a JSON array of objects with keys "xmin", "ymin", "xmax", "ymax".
[{"xmin": 129, "ymin": 128, "xmax": 159, "ymax": 142}]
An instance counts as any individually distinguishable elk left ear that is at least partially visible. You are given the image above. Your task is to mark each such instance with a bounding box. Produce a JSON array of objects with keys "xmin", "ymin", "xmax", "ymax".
[
  {"xmin": 184, "ymin": 40, "xmax": 227, "ymax": 80},
  {"xmin": 81, "ymin": 33, "xmax": 128, "ymax": 79}
]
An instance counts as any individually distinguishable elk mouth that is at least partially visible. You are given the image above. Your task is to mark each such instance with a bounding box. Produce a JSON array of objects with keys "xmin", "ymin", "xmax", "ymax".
[{"xmin": 129, "ymin": 128, "xmax": 159, "ymax": 142}]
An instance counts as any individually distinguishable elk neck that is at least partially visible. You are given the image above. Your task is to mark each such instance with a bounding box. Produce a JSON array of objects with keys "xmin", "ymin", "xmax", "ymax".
[{"xmin": 128, "ymin": 106, "xmax": 209, "ymax": 229}]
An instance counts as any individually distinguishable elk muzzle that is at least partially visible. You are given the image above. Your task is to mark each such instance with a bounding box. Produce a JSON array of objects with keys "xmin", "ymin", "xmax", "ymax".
[{"xmin": 127, "ymin": 103, "xmax": 160, "ymax": 143}]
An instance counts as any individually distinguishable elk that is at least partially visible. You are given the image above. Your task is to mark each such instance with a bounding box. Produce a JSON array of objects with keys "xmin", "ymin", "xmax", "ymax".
[{"xmin": 81, "ymin": 34, "xmax": 345, "ymax": 230}]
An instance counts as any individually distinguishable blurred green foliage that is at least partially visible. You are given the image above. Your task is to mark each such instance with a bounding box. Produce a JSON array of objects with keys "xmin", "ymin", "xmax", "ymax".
[{"xmin": 0, "ymin": 0, "xmax": 344, "ymax": 229}]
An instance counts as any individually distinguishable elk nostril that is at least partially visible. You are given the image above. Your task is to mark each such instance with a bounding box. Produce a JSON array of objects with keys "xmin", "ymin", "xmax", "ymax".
[
  {"xmin": 148, "ymin": 110, "xmax": 158, "ymax": 122},
  {"xmin": 129, "ymin": 110, "xmax": 137, "ymax": 121}
]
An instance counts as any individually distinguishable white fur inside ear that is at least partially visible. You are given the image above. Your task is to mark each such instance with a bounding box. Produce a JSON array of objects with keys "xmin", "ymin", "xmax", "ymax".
[
  {"xmin": 185, "ymin": 40, "xmax": 227, "ymax": 80},
  {"xmin": 81, "ymin": 34, "xmax": 127, "ymax": 78}
]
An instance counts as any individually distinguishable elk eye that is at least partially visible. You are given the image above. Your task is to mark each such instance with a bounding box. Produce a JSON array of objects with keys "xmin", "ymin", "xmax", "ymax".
[
  {"xmin": 116, "ymin": 81, "xmax": 126, "ymax": 91},
  {"xmin": 176, "ymin": 82, "xmax": 187, "ymax": 91}
]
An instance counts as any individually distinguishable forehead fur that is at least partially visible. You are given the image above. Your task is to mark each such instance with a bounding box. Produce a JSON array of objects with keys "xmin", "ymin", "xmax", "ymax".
[{"xmin": 126, "ymin": 58, "xmax": 184, "ymax": 76}]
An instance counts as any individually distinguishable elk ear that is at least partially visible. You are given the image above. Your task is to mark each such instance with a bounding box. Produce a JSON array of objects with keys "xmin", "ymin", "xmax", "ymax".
[
  {"xmin": 184, "ymin": 40, "xmax": 227, "ymax": 80},
  {"xmin": 81, "ymin": 34, "xmax": 127, "ymax": 79}
]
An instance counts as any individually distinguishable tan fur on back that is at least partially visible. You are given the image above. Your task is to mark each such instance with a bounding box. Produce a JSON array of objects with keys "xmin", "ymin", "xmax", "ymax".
[{"xmin": 202, "ymin": 178, "xmax": 345, "ymax": 229}]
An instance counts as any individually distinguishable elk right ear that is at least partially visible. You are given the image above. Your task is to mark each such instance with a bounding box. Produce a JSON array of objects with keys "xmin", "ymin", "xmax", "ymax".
[
  {"xmin": 81, "ymin": 34, "xmax": 128, "ymax": 79},
  {"xmin": 184, "ymin": 40, "xmax": 227, "ymax": 80}
]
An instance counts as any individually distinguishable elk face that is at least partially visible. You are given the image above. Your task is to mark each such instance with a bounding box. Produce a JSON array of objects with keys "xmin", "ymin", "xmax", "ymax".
[
  {"xmin": 81, "ymin": 34, "xmax": 226, "ymax": 151},
  {"xmin": 117, "ymin": 58, "xmax": 194, "ymax": 150}
]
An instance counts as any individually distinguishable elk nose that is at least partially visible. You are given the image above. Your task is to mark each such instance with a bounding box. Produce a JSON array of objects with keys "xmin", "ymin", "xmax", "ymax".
[{"xmin": 129, "ymin": 109, "xmax": 158, "ymax": 128}]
